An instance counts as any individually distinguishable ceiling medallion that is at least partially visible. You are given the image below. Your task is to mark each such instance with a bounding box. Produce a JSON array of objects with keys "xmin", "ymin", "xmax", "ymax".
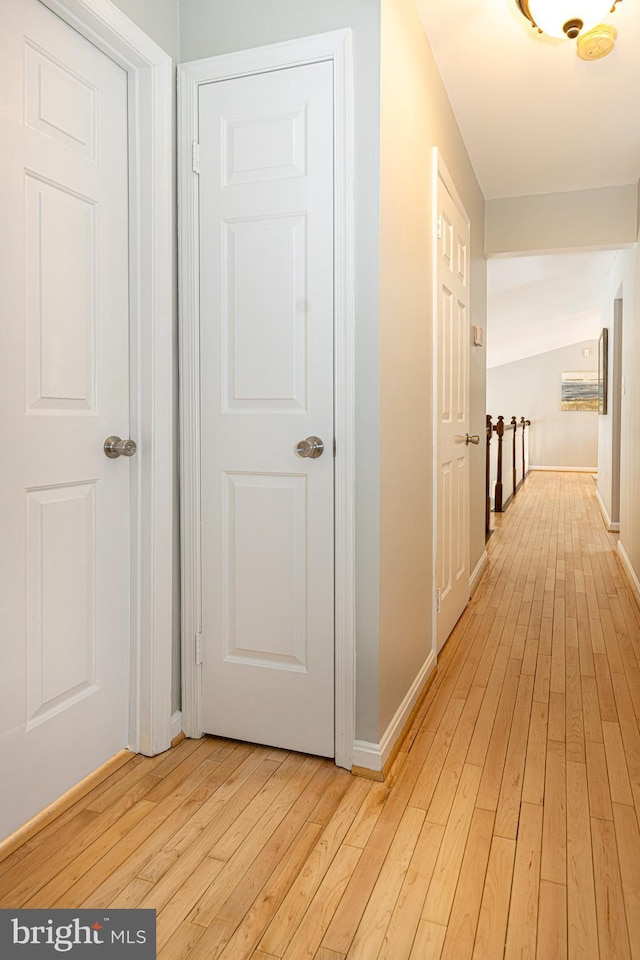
[{"xmin": 516, "ymin": 0, "xmax": 621, "ymax": 56}]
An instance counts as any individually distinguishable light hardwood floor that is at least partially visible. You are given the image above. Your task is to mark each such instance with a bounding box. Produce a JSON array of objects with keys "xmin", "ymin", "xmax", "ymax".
[{"xmin": 2, "ymin": 471, "xmax": 640, "ymax": 959}]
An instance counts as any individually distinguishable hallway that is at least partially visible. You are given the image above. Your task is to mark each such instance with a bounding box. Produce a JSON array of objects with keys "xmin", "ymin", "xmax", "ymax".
[{"xmin": 1, "ymin": 471, "xmax": 639, "ymax": 959}]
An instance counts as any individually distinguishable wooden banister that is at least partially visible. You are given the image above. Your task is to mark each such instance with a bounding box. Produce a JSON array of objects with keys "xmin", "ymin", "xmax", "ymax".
[
  {"xmin": 494, "ymin": 415, "xmax": 505, "ymax": 513},
  {"xmin": 511, "ymin": 416, "xmax": 518, "ymax": 497},
  {"xmin": 486, "ymin": 414, "xmax": 493, "ymax": 539},
  {"xmin": 490, "ymin": 415, "xmax": 532, "ymax": 517}
]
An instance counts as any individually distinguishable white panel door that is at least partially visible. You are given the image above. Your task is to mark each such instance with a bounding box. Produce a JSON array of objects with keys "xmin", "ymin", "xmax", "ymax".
[
  {"xmin": 199, "ymin": 61, "xmax": 335, "ymax": 757},
  {"xmin": 436, "ymin": 175, "xmax": 471, "ymax": 651},
  {"xmin": 0, "ymin": 0, "xmax": 131, "ymax": 839}
]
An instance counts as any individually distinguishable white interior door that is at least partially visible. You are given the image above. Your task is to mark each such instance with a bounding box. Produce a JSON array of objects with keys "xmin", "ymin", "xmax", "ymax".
[
  {"xmin": 436, "ymin": 172, "xmax": 471, "ymax": 652},
  {"xmin": 198, "ymin": 60, "xmax": 335, "ymax": 757},
  {"xmin": 0, "ymin": 0, "xmax": 132, "ymax": 839}
]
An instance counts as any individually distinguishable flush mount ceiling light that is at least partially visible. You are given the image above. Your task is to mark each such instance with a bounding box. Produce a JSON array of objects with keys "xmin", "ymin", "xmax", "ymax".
[{"xmin": 516, "ymin": 0, "xmax": 621, "ymax": 40}]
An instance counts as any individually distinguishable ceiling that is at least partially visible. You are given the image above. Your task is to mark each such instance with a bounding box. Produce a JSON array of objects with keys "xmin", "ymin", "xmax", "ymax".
[
  {"xmin": 415, "ymin": 0, "xmax": 640, "ymax": 199},
  {"xmin": 415, "ymin": 1, "xmax": 637, "ymax": 365},
  {"xmin": 486, "ymin": 250, "xmax": 618, "ymax": 367}
]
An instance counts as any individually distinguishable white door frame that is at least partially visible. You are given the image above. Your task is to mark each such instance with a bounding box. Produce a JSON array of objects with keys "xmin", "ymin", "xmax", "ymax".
[
  {"xmin": 431, "ymin": 148, "xmax": 472, "ymax": 657},
  {"xmin": 178, "ymin": 30, "xmax": 356, "ymax": 769},
  {"xmin": 39, "ymin": 0, "xmax": 174, "ymax": 755}
]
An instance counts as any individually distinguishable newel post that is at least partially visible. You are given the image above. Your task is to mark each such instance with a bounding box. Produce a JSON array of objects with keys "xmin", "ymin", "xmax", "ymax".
[
  {"xmin": 486, "ymin": 414, "xmax": 493, "ymax": 538},
  {"xmin": 511, "ymin": 416, "xmax": 518, "ymax": 496},
  {"xmin": 494, "ymin": 416, "xmax": 505, "ymax": 512}
]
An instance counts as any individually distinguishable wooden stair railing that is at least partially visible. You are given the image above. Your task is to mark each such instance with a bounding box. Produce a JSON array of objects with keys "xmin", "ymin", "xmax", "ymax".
[
  {"xmin": 486, "ymin": 414, "xmax": 532, "ymax": 538},
  {"xmin": 486, "ymin": 414, "xmax": 493, "ymax": 538}
]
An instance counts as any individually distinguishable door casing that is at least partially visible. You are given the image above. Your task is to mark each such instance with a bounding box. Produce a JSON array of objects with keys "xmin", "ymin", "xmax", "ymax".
[
  {"xmin": 178, "ymin": 30, "xmax": 356, "ymax": 769},
  {"xmin": 39, "ymin": 0, "xmax": 174, "ymax": 755},
  {"xmin": 431, "ymin": 148, "xmax": 472, "ymax": 659}
]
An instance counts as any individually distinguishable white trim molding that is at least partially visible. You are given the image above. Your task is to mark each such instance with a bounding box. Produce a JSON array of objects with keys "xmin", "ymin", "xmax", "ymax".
[
  {"xmin": 595, "ymin": 489, "xmax": 620, "ymax": 532},
  {"xmin": 352, "ymin": 651, "xmax": 437, "ymax": 772},
  {"xmin": 41, "ymin": 0, "xmax": 174, "ymax": 756},
  {"xmin": 470, "ymin": 551, "xmax": 489, "ymax": 596},
  {"xmin": 431, "ymin": 148, "xmax": 472, "ymax": 658},
  {"xmin": 618, "ymin": 541, "xmax": 640, "ymax": 611},
  {"xmin": 530, "ymin": 465, "xmax": 597, "ymax": 473},
  {"xmin": 178, "ymin": 31, "xmax": 356, "ymax": 769}
]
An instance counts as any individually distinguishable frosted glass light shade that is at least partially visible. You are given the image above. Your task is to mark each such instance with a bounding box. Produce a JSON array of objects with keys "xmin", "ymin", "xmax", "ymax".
[{"xmin": 526, "ymin": 0, "xmax": 613, "ymax": 37}]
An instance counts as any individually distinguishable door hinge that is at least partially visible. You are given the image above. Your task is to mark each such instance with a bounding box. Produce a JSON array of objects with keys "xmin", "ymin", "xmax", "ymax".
[
  {"xmin": 333, "ymin": 438, "xmax": 336, "ymax": 457},
  {"xmin": 195, "ymin": 633, "xmax": 203, "ymax": 665},
  {"xmin": 437, "ymin": 589, "xmax": 442, "ymax": 614},
  {"xmin": 192, "ymin": 140, "xmax": 200, "ymax": 175},
  {"xmin": 437, "ymin": 215, "xmax": 443, "ymax": 240}
]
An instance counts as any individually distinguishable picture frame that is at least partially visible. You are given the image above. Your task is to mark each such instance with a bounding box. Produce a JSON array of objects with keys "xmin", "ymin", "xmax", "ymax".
[
  {"xmin": 598, "ymin": 327, "xmax": 609, "ymax": 415},
  {"xmin": 561, "ymin": 371, "xmax": 599, "ymax": 411}
]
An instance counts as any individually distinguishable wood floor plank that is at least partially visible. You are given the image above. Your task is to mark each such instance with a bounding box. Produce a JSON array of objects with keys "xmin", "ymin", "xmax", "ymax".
[
  {"xmin": 342, "ymin": 805, "xmax": 425, "ymax": 960},
  {"xmin": 591, "ymin": 816, "xmax": 631, "ymax": 960},
  {"xmin": 504, "ymin": 801, "xmax": 544, "ymax": 960},
  {"xmin": 427, "ymin": 686, "xmax": 485, "ymax": 825},
  {"xmin": 422, "ymin": 763, "xmax": 482, "ymax": 926},
  {"xmin": 566, "ymin": 760, "xmax": 599, "ymax": 960},
  {"xmin": 612, "ymin": 803, "xmax": 640, "ymax": 960},
  {"xmin": 522, "ymin": 700, "xmax": 549, "ymax": 806},
  {"xmin": 256, "ymin": 777, "xmax": 371, "ymax": 957},
  {"xmin": 439, "ymin": 807, "xmax": 494, "ymax": 960},
  {"xmin": 4, "ymin": 472, "xmax": 639, "ymax": 960},
  {"xmin": 586, "ymin": 740, "xmax": 614, "ymax": 822},
  {"xmin": 541, "ymin": 740, "xmax": 567, "ymax": 885},
  {"xmin": 602, "ymin": 723, "xmax": 634, "ymax": 806},
  {"xmin": 320, "ymin": 720, "xmax": 437, "ymax": 956},
  {"xmin": 494, "ymin": 673, "xmax": 535, "ymax": 839},
  {"xmin": 377, "ymin": 820, "xmax": 444, "ymax": 960},
  {"xmin": 410, "ymin": 699, "xmax": 466, "ymax": 811},
  {"xmin": 214, "ymin": 766, "xmax": 335, "ymax": 927},
  {"xmin": 537, "ymin": 880, "xmax": 568, "ymax": 960},
  {"xmin": 280, "ymin": 843, "xmax": 361, "ymax": 960},
  {"xmin": 472, "ymin": 834, "xmax": 516, "ymax": 960},
  {"xmin": 409, "ymin": 921, "xmax": 447, "ymax": 960}
]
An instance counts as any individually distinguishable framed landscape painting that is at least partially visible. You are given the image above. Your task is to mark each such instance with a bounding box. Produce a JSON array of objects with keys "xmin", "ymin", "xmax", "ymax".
[
  {"xmin": 561, "ymin": 371, "xmax": 599, "ymax": 411},
  {"xmin": 598, "ymin": 328, "xmax": 608, "ymax": 415}
]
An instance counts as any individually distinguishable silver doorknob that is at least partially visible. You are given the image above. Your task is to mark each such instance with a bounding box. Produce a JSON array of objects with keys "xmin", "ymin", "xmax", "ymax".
[
  {"xmin": 295, "ymin": 436, "xmax": 325, "ymax": 459},
  {"xmin": 465, "ymin": 434, "xmax": 480, "ymax": 446},
  {"xmin": 104, "ymin": 436, "xmax": 137, "ymax": 459}
]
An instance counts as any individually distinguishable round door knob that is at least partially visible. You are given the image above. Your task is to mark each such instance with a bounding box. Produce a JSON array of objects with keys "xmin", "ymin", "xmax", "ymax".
[
  {"xmin": 295, "ymin": 436, "xmax": 325, "ymax": 459},
  {"xmin": 465, "ymin": 434, "xmax": 480, "ymax": 446},
  {"xmin": 104, "ymin": 436, "xmax": 137, "ymax": 459}
]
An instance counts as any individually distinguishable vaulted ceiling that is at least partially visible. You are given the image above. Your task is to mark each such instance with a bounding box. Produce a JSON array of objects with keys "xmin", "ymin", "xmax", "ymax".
[
  {"xmin": 415, "ymin": 0, "xmax": 640, "ymax": 200},
  {"xmin": 415, "ymin": 0, "xmax": 640, "ymax": 366}
]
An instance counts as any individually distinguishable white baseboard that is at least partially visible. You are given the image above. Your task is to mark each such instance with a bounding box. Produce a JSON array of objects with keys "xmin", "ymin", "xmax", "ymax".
[
  {"xmin": 530, "ymin": 465, "xmax": 597, "ymax": 473},
  {"xmin": 470, "ymin": 551, "xmax": 489, "ymax": 596},
  {"xmin": 618, "ymin": 541, "xmax": 640, "ymax": 610},
  {"xmin": 595, "ymin": 489, "xmax": 620, "ymax": 532},
  {"xmin": 170, "ymin": 710, "xmax": 183, "ymax": 742},
  {"xmin": 352, "ymin": 650, "xmax": 436, "ymax": 772}
]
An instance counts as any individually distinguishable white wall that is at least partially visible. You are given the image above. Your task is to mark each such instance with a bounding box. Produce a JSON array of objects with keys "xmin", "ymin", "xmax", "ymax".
[
  {"xmin": 180, "ymin": 0, "xmax": 383, "ymax": 744},
  {"xmin": 597, "ymin": 246, "xmax": 640, "ymax": 592},
  {"xmin": 378, "ymin": 0, "xmax": 486, "ymax": 737},
  {"xmin": 180, "ymin": 0, "xmax": 487, "ymax": 749},
  {"xmin": 486, "ymin": 185, "xmax": 637, "ymax": 258},
  {"xmin": 487, "ymin": 341, "xmax": 599, "ymax": 470}
]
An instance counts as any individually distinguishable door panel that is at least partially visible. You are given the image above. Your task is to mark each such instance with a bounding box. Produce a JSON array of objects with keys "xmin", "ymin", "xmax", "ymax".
[
  {"xmin": 223, "ymin": 214, "xmax": 307, "ymax": 409},
  {"xmin": 437, "ymin": 175, "xmax": 471, "ymax": 651},
  {"xmin": 199, "ymin": 60, "xmax": 335, "ymax": 757},
  {"xmin": 25, "ymin": 174, "xmax": 97, "ymax": 412},
  {"xmin": 0, "ymin": 0, "xmax": 131, "ymax": 840}
]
